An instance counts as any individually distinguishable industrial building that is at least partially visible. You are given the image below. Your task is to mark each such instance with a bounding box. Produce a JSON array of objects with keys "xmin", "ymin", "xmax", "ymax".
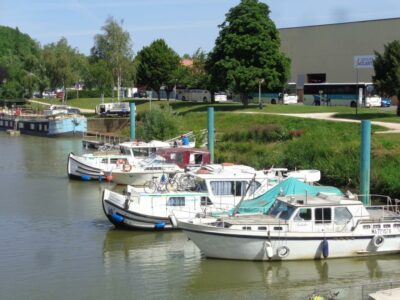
[{"xmin": 279, "ymin": 17, "xmax": 400, "ymax": 103}]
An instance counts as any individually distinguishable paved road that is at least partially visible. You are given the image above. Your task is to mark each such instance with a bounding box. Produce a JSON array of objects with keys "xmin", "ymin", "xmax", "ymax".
[{"xmin": 236, "ymin": 111, "xmax": 400, "ymax": 134}]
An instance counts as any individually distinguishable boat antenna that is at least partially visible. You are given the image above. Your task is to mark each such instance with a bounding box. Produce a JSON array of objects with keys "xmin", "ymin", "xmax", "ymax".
[{"xmin": 232, "ymin": 174, "xmax": 257, "ymax": 217}]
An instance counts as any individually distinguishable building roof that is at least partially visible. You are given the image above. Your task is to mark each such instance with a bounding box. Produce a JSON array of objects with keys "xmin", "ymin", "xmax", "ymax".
[
  {"xmin": 279, "ymin": 17, "xmax": 400, "ymax": 31},
  {"xmin": 181, "ymin": 58, "xmax": 193, "ymax": 67}
]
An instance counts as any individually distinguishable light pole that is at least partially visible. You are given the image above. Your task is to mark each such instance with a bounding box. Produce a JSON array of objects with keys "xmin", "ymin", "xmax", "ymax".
[{"xmin": 259, "ymin": 79, "xmax": 265, "ymax": 109}]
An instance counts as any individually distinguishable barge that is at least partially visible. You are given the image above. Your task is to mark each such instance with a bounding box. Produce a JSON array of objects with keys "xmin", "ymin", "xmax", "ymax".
[{"xmin": 0, "ymin": 107, "xmax": 87, "ymax": 137}]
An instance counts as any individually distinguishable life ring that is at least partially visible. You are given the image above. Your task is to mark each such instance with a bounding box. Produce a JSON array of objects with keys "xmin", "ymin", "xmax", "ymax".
[
  {"xmin": 123, "ymin": 164, "xmax": 132, "ymax": 172},
  {"xmin": 276, "ymin": 246, "xmax": 290, "ymax": 258},
  {"xmin": 116, "ymin": 159, "xmax": 124, "ymax": 166},
  {"xmin": 372, "ymin": 235, "xmax": 385, "ymax": 248}
]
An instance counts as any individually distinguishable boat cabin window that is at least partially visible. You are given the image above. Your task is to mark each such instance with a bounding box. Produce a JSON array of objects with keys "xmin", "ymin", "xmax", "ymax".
[
  {"xmin": 120, "ymin": 147, "xmax": 131, "ymax": 155},
  {"xmin": 247, "ymin": 181, "xmax": 261, "ymax": 196},
  {"xmin": 294, "ymin": 208, "xmax": 312, "ymax": 221},
  {"xmin": 268, "ymin": 201, "xmax": 296, "ymax": 220},
  {"xmin": 194, "ymin": 180, "xmax": 207, "ymax": 193},
  {"xmin": 200, "ymin": 196, "xmax": 213, "ymax": 206},
  {"xmin": 132, "ymin": 148, "xmax": 153, "ymax": 157},
  {"xmin": 190, "ymin": 153, "xmax": 203, "ymax": 165},
  {"xmin": 334, "ymin": 207, "xmax": 352, "ymax": 224},
  {"xmin": 167, "ymin": 197, "xmax": 185, "ymax": 206},
  {"xmin": 315, "ymin": 208, "xmax": 332, "ymax": 224},
  {"xmin": 172, "ymin": 153, "xmax": 184, "ymax": 163},
  {"xmin": 210, "ymin": 181, "xmax": 260, "ymax": 196}
]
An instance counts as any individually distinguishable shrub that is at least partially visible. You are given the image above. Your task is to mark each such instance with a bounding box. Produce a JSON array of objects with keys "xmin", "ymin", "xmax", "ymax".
[
  {"xmin": 137, "ymin": 104, "xmax": 182, "ymax": 141},
  {"xmin": 221, "ymin": 123, "xmax": 291, "ymax": 143}
]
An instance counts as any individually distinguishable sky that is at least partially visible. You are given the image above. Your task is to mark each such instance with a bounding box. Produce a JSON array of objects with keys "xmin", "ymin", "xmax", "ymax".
[{"xmin": 1, "ymin": 0, "xmax": 400, "ymax": 56}]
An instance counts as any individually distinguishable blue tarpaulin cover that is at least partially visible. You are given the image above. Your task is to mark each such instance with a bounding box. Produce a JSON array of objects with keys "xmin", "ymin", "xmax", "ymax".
[{"xmin": 233, "ymin": 177, "xmax": 343, "ymax": 215}]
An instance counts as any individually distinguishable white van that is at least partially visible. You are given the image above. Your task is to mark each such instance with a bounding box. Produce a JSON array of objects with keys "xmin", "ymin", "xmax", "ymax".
[
  {"xmin": 177, "ymin": 89, "xmax": 227, "ymax": 102},
  {"xmin": 95, "ymin": 102, "xmax": 130, "ymax": 117}
]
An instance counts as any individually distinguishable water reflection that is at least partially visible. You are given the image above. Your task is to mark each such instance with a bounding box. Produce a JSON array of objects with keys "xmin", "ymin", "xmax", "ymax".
[
  {"xmin": 102, "ymin": 229, "xmax": 200, "ymax": 299},
  {"xmin": 102, "ymin": 226, "xmax": 400, "ymax": 299},
  {"xmin": 185, "ymin": 256, "xmax": 400, "ymax": 299}
]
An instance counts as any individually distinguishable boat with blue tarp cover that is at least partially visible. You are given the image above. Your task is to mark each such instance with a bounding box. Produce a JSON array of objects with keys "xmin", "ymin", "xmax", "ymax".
[{"xmin": 174, "ymin": 186, "xmax": 400, "ymax": 261}]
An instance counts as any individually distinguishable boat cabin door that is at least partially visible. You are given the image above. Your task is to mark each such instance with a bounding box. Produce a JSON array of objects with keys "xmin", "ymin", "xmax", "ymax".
[
  {"xmin": 313, "ymin": 207, "xmax": 334, "ymax": 232},
  {"xmin": 291, "ymin": 208, "xmax": 313, "ymax": 231}
]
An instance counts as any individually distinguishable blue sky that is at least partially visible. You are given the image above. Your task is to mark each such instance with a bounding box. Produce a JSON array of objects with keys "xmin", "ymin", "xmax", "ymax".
[{"xmin": 1, "ymin": 0, "xmax": 399, "ymax": 56}]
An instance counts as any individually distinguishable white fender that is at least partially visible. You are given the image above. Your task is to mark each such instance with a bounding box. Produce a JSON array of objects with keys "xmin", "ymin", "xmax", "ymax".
[
  {"xmin": 169, "ymin": 215, "xmax": 178, "ymax": 228},
  {"xmin": 264, "ymin": 241, "xmax": 273, "ymax": 258}
]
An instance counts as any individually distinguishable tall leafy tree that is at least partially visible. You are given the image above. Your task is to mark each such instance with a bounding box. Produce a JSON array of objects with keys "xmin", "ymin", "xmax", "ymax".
[
  {"xmin": 373, "ymin": 40, "xmax": 400, "ymax": 116},
  {"xmin": 84, "ymin": 59, "xmax": 114, "ymax": 98},
  {"xmin": 92, "ymin": 17, "xmax": 135, "ymax": 101},
  {"xmin": 42, "ymin": 37, "xmax": 81, "ymax": 102},
  {"xmin": 136, "ymin": 39, "xmax": 181, "ymax": 100},
  {"xmin": 207, "ymin": 0, "xmax": 290, "ymax": 106},
  {"xmin": 0, "ymin": 26, "xmax": 44, "ymax": 99}
]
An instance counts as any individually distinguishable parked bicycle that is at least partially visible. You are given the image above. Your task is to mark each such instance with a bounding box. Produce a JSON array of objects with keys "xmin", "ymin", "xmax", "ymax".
[
  {"xmin": 143, "ymin": 172, "xmax": 183, "ymax": 193},
  {"xmin": 178, "ymin": 173, "xmax": 197, "ymax": 190}
]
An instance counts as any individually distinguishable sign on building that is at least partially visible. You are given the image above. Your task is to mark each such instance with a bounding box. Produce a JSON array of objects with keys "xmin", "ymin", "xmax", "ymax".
[{"xmin": 354, "ymin": 55, "xmax": 375, "ymax": 69}]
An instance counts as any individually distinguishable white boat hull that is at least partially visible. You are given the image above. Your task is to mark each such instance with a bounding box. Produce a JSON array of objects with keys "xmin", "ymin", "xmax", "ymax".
[
  {"xmin": 178, "ymin": 221, "xmax": 400, "ymax": 261},
  {"xmin": 67, "ymin": 152, "xmax": 132, "ymax": 181},
  {"xmin": 102, "ymin": 188, "xmax": 210, "ymax": 230}
]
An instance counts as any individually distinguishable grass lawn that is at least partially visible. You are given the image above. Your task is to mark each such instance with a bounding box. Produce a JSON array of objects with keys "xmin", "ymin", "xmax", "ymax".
[{"xmin": 29, "ymin": 97, "xmax": 400, "ymax": 123}]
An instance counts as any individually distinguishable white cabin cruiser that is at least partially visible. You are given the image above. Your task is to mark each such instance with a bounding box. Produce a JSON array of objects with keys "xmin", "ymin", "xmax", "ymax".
[
  {"xmin": 102, "ymin": 176, "xmax": 334, "ymax": 231},
  {"xmin": 102, "ymin": 186, "xmax": 215, "ymax": 230},
  {"xmin": 175, "ymin": 192, "xmax": 400, "ymax": 261},
  {"xmin": 110, "ymin": 156, "xmax": 183, "ymax": 186},
  {"xmin": 67, "ymin": 140, "xmax": 171, "ymax": 181},
  {"xmin": 184, "ymin": 164, "xmax": 320, "ymax": 211}
]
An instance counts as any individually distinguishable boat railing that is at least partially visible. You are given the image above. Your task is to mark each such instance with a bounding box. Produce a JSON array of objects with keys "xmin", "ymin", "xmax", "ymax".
[{"xmin": 365, "ymin": 205, "xmax": 400, "ymax": 221}]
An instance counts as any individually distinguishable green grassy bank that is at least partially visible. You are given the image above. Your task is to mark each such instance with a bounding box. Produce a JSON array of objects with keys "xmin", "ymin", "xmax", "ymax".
[{"xmin": 30, "ymin": 98, "xmax": 400, "ymax": 198}]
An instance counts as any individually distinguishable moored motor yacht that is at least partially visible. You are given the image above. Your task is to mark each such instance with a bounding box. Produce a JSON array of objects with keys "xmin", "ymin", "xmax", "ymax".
[
  {"xmin": 102, "ymin": 176, "xmax": 337, "ymax": 231},
  {"xmin": 67, "ymin": 140, "xmax": 172, "ymax": 181},
  {"xmin": 175, "ymin": 192, "xmax": 400, "ymax": 261}
]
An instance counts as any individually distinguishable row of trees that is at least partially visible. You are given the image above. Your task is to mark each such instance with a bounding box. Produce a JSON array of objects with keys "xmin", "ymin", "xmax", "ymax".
[{"xmin": 0, "ymin": 0, "xmax": 292, "ymax": 106}]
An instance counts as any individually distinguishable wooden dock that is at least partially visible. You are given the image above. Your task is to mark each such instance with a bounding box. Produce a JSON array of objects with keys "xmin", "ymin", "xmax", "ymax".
[{"xmin": 369, "ymin": 287, "xmax": 400, "ymax": 299}]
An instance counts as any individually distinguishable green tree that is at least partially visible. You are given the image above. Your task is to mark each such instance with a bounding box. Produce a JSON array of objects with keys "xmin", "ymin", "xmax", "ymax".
[
  {"xmin": 84, "ymin": 59, "xmax": 114, "ymax": 98},
  {"xmin": 42, "ymin": 37, "xmax": 81, "ymax": 102},
  {"xmin": 373, "ymin": 40, "xmax": 400, "ymax": 116},
  {"xmin": 207, "ymin": 0, "xmax": 290, "ymax": 106},
  {"xmin": 136, "ymin": 39, "xmax": 181, "ymax": 100},
  {"xmin": 92, "ymin": 17, "xmax": 135, "ymax": 101},
  {"xmin": 0, "ymin": 26, "xmax": 44, "ymax": 99}
]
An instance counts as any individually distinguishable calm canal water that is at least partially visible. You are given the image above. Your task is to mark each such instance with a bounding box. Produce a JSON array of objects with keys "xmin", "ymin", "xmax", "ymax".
[{"xmin": 1, "ymin": 132, "xmax": 400, "ymax": 300}]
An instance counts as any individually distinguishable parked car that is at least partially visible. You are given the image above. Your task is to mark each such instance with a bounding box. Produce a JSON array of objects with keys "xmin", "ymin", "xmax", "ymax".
[{"xmin": 381, "ymin": 98, "xmax": 392, "ymax": 107}]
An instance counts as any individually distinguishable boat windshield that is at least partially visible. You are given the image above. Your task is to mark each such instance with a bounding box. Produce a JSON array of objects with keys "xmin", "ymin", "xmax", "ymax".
[{"xmin": 267, "ymin": 200, "xmax": 296, "ymax": 220}]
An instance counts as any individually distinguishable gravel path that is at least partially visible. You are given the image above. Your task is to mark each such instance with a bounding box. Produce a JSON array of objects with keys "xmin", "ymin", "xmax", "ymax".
[
  {"xmin": 235, "ymin": 111, "xmax": 400, "ymax": 134},
  {"xmin": 27, "ymin": 99, "xmax": 94, "ymax": 113}
]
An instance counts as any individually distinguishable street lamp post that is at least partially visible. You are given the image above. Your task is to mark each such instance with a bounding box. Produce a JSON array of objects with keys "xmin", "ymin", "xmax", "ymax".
[{"xmin": 259, "ymin": 79, "xmax": 265, "ymax": 109}]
